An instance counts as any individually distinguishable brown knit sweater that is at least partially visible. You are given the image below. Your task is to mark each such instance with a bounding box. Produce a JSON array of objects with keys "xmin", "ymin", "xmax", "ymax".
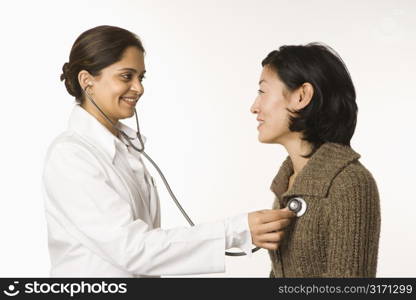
[{"xmin": 268, "ymin": 143, "xmax": 380, "ymax": 278}]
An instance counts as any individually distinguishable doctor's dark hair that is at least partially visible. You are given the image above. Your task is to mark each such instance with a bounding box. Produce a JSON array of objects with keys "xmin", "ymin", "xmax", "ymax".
[
  {"xmin": 60, "ymin": 25, "xmax": 145, "ymax": 103},
  {"xmin": 262, "ymin": 43, "xmax": 357, "ymax": 157}
]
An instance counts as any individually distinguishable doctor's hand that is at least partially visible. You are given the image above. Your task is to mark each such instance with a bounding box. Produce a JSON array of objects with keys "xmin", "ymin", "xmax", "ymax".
[{"xmin": 248, "ymin": 208, "xmax": 295, "ymax": 251}]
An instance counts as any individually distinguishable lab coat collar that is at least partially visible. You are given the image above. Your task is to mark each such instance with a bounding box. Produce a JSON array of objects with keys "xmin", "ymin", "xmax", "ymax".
[
  {"xmin": 68, "ymin": 104, "xmax": 146, "ymax": 161},
  {"xmin": 270, "ymin": 142, "xmax": 361, "ymax": 201},
  {"xmin": 116, "ymin": 121, "xmax": 147, "ymax": 153}
]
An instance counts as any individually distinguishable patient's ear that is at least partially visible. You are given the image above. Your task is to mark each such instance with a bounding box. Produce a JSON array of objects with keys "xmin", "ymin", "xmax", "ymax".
[{"xmin": 290, "ymin": 82, "xmax": 314, "ymax": 110}]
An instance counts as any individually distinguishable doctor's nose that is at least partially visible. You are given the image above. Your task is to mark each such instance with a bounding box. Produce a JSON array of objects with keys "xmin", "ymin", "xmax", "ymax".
[{"xmin": 130, "ymin": 77, "xmax": 144, "ymax": 95}]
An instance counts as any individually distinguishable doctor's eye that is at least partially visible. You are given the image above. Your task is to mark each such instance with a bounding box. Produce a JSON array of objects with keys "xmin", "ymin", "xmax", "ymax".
[
  {"xmin": 258, "ymin": 89, "xmax": 264, "ymax": 95},
  {"xmin": 139, "ymin": 75, "xmax": 146, "ymax": 82},
  {"xmin": 121, "ymin": 73, "xmax": 133, "ymax": 80}
]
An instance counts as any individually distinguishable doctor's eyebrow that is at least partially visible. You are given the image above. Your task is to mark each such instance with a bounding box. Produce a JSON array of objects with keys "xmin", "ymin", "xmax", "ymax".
[
  {"xmin": 118, "ymin": 68, "xmax": 146, "ymax": 75},
  {"xmin": 259, "ymin": 79, "xmax": 266, "ymax": 84}
]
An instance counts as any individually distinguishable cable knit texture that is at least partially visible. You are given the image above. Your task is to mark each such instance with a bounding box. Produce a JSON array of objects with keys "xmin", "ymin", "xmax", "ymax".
[{"xmin": 268, "ymin": 143, "xmax": 380, "ymax": 278}]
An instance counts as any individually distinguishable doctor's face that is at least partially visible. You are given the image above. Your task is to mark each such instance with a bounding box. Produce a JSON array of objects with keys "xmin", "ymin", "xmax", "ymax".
[
  {"xmin": 250, "ymin": 66, "xmax": 295, "ymax": 144},
  {"xmin": 83, "ymin": 46, "xmax": 146, "ymax": 123}
]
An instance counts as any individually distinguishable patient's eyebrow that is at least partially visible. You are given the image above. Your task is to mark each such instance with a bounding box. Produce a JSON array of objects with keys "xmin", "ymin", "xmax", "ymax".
[{"xmin": 259, "ymin": 79, "xmax": 266, "ymax": 84}]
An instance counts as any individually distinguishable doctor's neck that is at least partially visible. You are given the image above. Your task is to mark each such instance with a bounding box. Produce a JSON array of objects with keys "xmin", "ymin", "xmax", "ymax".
[
  {"xmin": 81, "ymin": 102, "xmax": 120, "ymax": 137},
  {"xmin": 281, "ymin": 136, "xmax": 313, "ymax": 177}
]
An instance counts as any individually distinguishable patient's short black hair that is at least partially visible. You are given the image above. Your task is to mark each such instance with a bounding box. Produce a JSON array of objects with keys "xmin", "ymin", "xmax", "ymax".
[{"xmin": 262, "ymin": 43, "xmax": 357, "ymax": 157}]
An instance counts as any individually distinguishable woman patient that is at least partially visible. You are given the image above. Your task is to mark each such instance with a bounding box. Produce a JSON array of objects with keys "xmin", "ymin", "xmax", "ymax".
[{"xmin": 250, "ymin": 43, "xmax": 380, "ymax": 277}]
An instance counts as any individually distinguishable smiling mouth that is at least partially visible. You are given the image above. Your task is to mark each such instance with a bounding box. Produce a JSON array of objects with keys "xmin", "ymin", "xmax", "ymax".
[
  {"xmin": 120, "ymin": 96, "xmax": 138, "ymax": 106},
  {"xmin": 257, "ymin": 120, "xmax": 264, "ymax": 128}
]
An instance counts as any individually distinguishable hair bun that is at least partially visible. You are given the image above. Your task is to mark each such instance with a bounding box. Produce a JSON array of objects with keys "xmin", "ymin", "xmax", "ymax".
[
  {"xmin": 60, "ymin": 62, "xmax": 79, "ymax": 98},
  {"xmin": 60, "ymin": 62, "xmax": 70, "ymax": 81}
]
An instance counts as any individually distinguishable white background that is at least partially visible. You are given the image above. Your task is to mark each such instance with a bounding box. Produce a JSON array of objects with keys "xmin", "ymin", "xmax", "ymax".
[{"xmin": 0, "ymin": 0, "xmax": 415, "ymax": 277}]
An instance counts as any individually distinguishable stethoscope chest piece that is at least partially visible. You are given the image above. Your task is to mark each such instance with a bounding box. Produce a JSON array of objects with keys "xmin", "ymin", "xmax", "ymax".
[{"xmin": 287, "ymin": 197, "xmax": 307, "ymax": 217}]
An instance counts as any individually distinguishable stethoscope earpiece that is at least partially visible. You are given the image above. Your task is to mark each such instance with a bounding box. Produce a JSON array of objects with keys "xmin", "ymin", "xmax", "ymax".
[{"xmin": 287, "ymin": 197, "xmax": 307, "ymax": 217}]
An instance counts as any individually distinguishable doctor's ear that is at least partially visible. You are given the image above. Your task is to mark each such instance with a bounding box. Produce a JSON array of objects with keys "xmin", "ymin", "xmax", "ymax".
[{"xmin": 78, "ymin": 70, "xmax": 95, "ymax": 90}]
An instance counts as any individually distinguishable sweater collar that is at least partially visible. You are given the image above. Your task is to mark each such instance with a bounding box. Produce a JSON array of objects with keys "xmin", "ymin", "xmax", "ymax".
[{"xmin": 270, "ymin": 142, "xmax": 361, "ymax": 200}]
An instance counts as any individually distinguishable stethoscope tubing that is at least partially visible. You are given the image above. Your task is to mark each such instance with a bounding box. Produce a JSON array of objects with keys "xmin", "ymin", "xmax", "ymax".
[{"xmin": 83, "ymin": 88, "xmax": 260, "ymax": 256}]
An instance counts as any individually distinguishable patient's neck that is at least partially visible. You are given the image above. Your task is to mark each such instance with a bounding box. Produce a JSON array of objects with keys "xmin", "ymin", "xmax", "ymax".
[{"xmin": 282, "ymin": 137, "xmax": 313, "ymax": 177}]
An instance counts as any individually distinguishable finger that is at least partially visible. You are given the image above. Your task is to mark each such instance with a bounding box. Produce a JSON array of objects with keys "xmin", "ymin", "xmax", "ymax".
[
  {"xmin": 257, "ymin": 242, "xmax": 280, "ymax": 251},
  {"xmin": 258, "ymin": 231, "xmax": 285, "ymax": 243},
  {"xmin": 259, "ymin": 208, "xmax": 296, "ymax": 223},
  {"xmin": 278, "ymin": 207, "xmax": 297, "ymax": 218},
  {"xmin": 258, "ymin": 219, "xmax": 291, "ymax": 234}
]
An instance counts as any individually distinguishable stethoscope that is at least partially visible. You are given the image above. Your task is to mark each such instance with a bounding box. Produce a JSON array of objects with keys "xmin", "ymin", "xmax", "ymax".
[
  {"xmin": 286, "ymin": 197, "xmax": 307, "ymax": 217},
  {"xmin": 83, "ymin": 86, "xmax": 308, "ymax": 256}
]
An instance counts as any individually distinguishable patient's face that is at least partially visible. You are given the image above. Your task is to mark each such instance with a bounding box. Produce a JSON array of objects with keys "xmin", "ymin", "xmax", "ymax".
[{"xmin": 250, "ymin": 66, "xmax": 292, "ymax": 144}]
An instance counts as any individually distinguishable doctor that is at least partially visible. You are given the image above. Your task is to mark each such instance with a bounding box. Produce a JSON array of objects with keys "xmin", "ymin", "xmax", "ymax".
[{"xmin": 42, "ymin": 25, "xmax": 295, "ymax": 277}]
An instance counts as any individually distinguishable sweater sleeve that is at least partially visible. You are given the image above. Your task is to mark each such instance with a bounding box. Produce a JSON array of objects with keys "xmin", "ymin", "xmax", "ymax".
[{"xmin": 325, "ymin": 165, "xmax": 381, "ymax": 277}]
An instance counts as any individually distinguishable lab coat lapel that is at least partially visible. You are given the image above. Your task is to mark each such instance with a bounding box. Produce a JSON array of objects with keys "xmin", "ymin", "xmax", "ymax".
[{"xmin": 116, "ymin": 122, "xmax": 160, "ymax": 227}]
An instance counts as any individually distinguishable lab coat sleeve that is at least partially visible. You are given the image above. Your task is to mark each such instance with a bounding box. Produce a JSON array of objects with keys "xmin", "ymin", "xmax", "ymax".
[
  {"xmin": 224, "ymin": 213, "xmax": 253, "ymax": 257},
  {"xmin": 325, "ymin": 171, "xmax": 380, "ymax": 277},
  {"xmin": 43, "ymin": 141, "xmax": 228, "ymax": 276}
]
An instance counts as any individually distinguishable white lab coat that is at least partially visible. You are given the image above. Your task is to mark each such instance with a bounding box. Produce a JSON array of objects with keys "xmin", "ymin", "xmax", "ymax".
[{"xmin": 42, "ymin": 105, "xmax": 251, "ymax": 277}]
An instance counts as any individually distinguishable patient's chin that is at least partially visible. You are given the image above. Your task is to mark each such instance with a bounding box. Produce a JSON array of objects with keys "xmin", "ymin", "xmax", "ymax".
[{"xmin": 258, "ymin": 134, "xmax": 274, "ymax": 144}]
